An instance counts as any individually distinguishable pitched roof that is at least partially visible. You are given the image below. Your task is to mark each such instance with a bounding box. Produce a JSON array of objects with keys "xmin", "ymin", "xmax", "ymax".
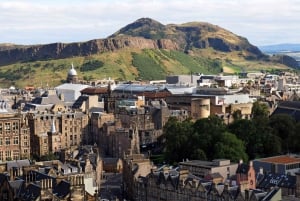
[
  {"xmin": 7, "ymin": 159, "xmax": 31, "ymax": 170},
  {"xmin": 53, "ymin": 180, "xmax": 70, "ymax": 198},
  {"xmin": 272, "ymin": 101, "xmax": 300, "ymax": 121},
  {"xmin": 81, "ymin": 87, "xmax": 108, "ymax": 94},
  {"xmin": 260, "ymin": 155, "xmax": 300, "ymax": 164},
  {"xmin": 257, "ymin": 173, "xmax": 296, "ymax": 189}
]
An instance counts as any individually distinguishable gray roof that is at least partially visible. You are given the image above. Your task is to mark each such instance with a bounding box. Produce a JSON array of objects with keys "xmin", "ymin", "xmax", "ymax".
[
  {"xmin": 113, "ymin": 84, "xmax": 165, "ymax": 93},
  {"xmin": 7, "ymin": 159, "xmax": 30, "ymax": 170}
]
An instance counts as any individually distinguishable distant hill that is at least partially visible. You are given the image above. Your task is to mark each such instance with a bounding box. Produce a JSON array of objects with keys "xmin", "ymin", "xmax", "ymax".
[
  {"xmin": 259, "ymin": 44, "xmax": 300, "ymax": 53},
  {"xmin": 0, "ymin": 18, "xmax": 295, "ymax": 88}
]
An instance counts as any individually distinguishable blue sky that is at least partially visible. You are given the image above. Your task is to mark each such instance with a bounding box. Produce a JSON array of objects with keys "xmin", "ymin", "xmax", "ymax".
[{"xmin": 1, "ymin": 0, "xmax": 299, "ymax": 46}]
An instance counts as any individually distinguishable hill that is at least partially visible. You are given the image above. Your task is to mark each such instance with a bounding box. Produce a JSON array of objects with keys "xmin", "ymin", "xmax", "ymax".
[
  {"xmin": 259, "ymin": 43, "xmax": 300, "ymax": 53},
  {"xmin": 0, "ymin": 18, "xmax": 295, "ymax": 88}
]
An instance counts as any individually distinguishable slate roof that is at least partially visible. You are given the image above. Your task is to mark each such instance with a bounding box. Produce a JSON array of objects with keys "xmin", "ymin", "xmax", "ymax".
[
  {"xmin": 0, "ymin": 173, "xmax": 9, "ymax": 185},
  {"xmin": 262, "ymin": 187, "xmax": 281, "ymax": 201},
  {"xmin": 53, "ymin": 180, "xmax": 70, "ymax": 199},
  {"xmin": 31, "ymin": 91, "xmax": 63, "ymax": 105},
  {"xmin": 9, "ymin": 179, "xmax": 24, "ymax": 198},
  {"xmin": 272, "ymin": 101, "xmax": 300, "ymax": 121},
  {"xmin": 257, "ymin": 173, "xmax": 296, "ymax": 189},
  {"xmin": 72, "ymin": 95, "xmax": 88, "ymax": 109},
  {"xmin": 7, "ymin": 159, "xmax": 31, "ymax": 170},
  {"xmin": 19, "ymin": 183, "xmax": 41, "ymax": 201}
]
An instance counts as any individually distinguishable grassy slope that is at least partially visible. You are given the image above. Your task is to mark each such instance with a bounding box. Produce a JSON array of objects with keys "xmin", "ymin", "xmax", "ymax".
[
  {"xmin": 0, "ymin": 48, "xmax": 290, "ymax": 88},
  {"xmin": 192, "ymin": 48, "xmax": 290, "ymax": 73}
]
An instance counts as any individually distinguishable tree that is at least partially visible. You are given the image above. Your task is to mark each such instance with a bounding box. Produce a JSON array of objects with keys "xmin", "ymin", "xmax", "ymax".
[
  {"xmin": 213, "ymin": 132, "xmax": 248, "ymax": 163},
  {"xmin": 163, "ymin": 117, "xmax": 195, "ymax": 164},
  {"xmin": 228, "ymin": 119, "xmax": 259, "ymax": 159},
  {"xmin": 251, "ymin": 101, "xmax": 269, "ymax": 119},
  {"xmin": 269, "ymin": 114, "xmax": 296, "ymax": 153},
  {"xmin": 193, "ymin": 115, "xmax": 226, "ymax": 160},
  {"xmin": 232, "ymin": 109, "xmax": 242, "ymax": 121}
]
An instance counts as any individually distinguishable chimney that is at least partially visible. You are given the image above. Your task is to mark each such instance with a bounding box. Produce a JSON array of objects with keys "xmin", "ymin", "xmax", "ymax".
[
  {"xmin": 259, "ymin": 167, "xmax": 263, "ymax": 174},
  {"xmin": 10, "ymin": 168, "xmax": 14, "ymax": 181}
]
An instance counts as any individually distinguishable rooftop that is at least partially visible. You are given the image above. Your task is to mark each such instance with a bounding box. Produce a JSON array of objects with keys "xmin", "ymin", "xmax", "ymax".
[{"xmin": 259, "ymin": 155, "xmax": 300, "ymax": 164}]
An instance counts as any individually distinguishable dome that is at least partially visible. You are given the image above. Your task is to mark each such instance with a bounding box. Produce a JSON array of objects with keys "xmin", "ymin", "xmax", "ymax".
[{"xmin": 68, "ymin": 63, "xmax": 77, "ymax": 76}]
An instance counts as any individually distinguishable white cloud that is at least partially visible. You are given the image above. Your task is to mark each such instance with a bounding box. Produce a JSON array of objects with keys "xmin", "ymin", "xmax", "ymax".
[{"xmin": 0, "ymin": 0, "xmax": 299, "ymax": 45}]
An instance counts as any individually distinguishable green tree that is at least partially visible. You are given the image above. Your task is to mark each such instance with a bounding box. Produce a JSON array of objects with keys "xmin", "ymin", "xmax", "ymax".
[
  {"xmin": 214, "ymin": 132, "xmax": 248, "ymax": 162},
  {"xmin": 163, "ymin": 117, "xmax": 195, "ymax": 164},
  {"xmin": 193, "ymin": 115, "xmax": 226, "ymax": 160},
  {"xmin": 229, "ymin": 119, "xmax": 260, "ymax": 159},
  {"xmin": 269, "ymin": 114, "xmax": 296, "ymax": 153},
  {"xmin": 251, "ymin": 101, "xmax": 269, "ymax": 119},
  {"xmin": 232, "ymin": 109, "xmax": 242, "ymax": 122}
]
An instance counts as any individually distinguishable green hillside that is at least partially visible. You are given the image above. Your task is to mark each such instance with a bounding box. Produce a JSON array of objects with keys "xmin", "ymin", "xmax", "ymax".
[
  {"xmin": 0, "ymin": 47, "xmax": 290, "ymax": 89},
  {"xmin": 0, "ymin": 49, "xmax": 223, "ymax": 88}
]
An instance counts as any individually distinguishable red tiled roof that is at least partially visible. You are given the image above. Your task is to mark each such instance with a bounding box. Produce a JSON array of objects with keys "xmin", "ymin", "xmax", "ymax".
[
  {"xmin": 260, "ymin": 155, "xmax": 300, "ymax": 164},
  {"xmin": 81, "ymin": 87, "xmax": 108, "ymax": 94}
]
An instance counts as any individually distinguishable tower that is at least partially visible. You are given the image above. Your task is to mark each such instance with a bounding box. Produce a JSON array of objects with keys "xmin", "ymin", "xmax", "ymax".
[{"xmin": 66, "ymin": 63, "xmax": 78, "ymax": 83}]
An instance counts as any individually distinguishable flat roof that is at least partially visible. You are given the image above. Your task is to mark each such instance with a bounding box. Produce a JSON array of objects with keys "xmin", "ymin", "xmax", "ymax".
[{"xmin": 259, "ymin": 155, "xmax": 300, "ymax": 164}]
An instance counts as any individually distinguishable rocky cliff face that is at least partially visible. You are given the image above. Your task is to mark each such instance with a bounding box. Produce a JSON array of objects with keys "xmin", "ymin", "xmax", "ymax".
[{"xmin": 0, "ymin": 37, "xmax": 179, "ymax": 66}]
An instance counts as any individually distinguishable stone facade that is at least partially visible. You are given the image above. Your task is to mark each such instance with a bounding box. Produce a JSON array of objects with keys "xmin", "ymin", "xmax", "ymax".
[
  {"xmin": 179, "ymin": 159, "xmax": 238, "ymax": 182},
  {"xmin": 26, "ymin": 111, "xmax": 89, "ymax": 158},
  {"xmin": 0, "ymin": 113, "xmax": 30, "ymax": 161}
]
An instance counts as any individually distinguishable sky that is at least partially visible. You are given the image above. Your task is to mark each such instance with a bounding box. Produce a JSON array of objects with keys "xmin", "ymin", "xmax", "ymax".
[{"xmin": 1, "ymin": 0, "xmax": 299, "ymax": 46}]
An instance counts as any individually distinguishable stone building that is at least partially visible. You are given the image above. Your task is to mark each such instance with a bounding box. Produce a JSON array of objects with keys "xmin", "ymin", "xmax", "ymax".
[
  {"xmin": 166, "ymin": 95, "xmax": 211, "ymax": 120},
  {"xmin": 179, "ymin": 159, "xmax": 238, "ymax": 182},
  {"xmin": 26, "ymin": 111, "xmax": 89, "ymax": 158},
  {"xmin": 123, "ymin": 154, "xmax": 153, "ymax": 201},
  {"xmin": 0, "ymin": 113, "xmax": 30, "ymax": 161},
  {"xmin": 126, "ymin": 165, "xmax": 283, "ymax": 201},
  {"xmin": 90, "ymin": 112, "xmax": 114, "ymax": 146}
]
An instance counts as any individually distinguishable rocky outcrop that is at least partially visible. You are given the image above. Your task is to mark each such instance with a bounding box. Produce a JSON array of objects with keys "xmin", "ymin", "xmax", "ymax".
[
  {"xmin": 0, "ymin": 37, "xmax": 179, "ymax": 66},
  {"xmin": 271, "ymin": 54, "xmax": 299, "ymax": 69}
]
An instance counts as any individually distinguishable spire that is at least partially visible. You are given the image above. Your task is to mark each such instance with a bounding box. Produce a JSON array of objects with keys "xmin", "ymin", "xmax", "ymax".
[
  {"xmin": 130, "ymin": 123, "xmax": 140, "ymax": 155},
  {"xmin": 51, "ymin": 118, "xmax": 56, "ymax": 133}
]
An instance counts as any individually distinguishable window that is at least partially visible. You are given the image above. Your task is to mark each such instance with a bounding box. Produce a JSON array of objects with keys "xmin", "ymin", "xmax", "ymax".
[
  {"xmin": 0, "ymin": 123, "xmax": 2, "ymax": 134},
  {"xmin": 5, "ymin": 122, "xmax": 10, "ymax": 131},
  {"xmin": 5, "ymin": 150, "xmax": 11, "ymax": 160},
  {"xmin": 5, "ymin": 138, "xmax": 10, "ymax": 145},
  {"xmin": 12, "ymin": 122, "xmax": 18, "ymax": 130},
  {"xmin": 0, "ymin": 138, "xmax": 2, "ymax": 145},
  {"xmin": 13, "ymin": 150, "xmax": 19, "ymax": 160},
  {"xmin": 0, "ymin": 151, "xmax": 3, "ymax": 160},
  {"xmin": 13, "ymin": 137, "xmax": 19, "ymax": 145}
]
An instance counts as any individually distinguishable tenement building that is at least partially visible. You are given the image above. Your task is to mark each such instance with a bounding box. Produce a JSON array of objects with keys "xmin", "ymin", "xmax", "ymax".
[
  {"xmin": 0, "ymin": 113, "xmax": 30, "ymax": 161},
  {"xmin": 26, "ymin": 110, "xmax": 89, "ymax": 158}
]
